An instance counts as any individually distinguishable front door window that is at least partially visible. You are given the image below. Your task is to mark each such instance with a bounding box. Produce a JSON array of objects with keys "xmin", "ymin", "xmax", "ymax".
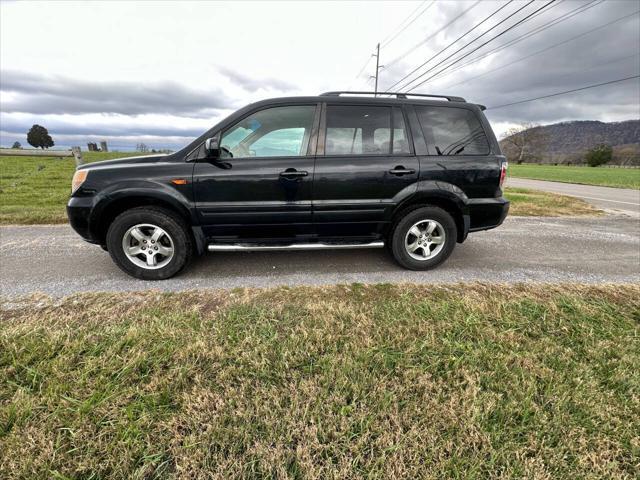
[{"xmin": 220, "ymin": 105, "xmax": 316, "ymax": 158}]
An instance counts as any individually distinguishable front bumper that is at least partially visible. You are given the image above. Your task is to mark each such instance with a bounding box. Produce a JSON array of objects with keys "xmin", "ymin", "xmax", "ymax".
[
  {"xmin": 67, "ymin": 196, "xmax": 99, "ymax": 243},
  {"xmin": 467, "ymin": 197, "xmax": 510, "ymax": 233}
]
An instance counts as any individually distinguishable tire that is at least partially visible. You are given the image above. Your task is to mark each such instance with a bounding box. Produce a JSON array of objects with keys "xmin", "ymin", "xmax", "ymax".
[
  {"xmin": 389, "ymin": 206, "xmax": 457, "ymax": 270},
  {"xmin": 106, "ymin": 207, "xmax": 192, "ymax": 280}
]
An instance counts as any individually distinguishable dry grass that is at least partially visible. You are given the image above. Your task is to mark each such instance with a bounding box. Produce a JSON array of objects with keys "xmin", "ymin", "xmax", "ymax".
[
  {"xmin": 504, "ymin": 187, "xmax": 603, "ymax": 216},
  {"xmin": 1, "ymin": 283, "xmax": 639, "ymax": 479}
]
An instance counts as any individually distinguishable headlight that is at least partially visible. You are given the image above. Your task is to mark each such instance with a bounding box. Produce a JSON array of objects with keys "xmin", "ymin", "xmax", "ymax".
[{"xmin": 71, "ymin": 170, "xmax": 88, "ymax": 193}]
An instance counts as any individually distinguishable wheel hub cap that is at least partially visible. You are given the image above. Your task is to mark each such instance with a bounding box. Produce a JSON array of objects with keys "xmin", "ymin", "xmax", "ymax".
[
  {"xmin": 404, "ymin": 219, "xmax": 446, "ymax": 261},
  {"xmin": 122, "ymin": 223, "xmax": 174, "ymax": 270}
]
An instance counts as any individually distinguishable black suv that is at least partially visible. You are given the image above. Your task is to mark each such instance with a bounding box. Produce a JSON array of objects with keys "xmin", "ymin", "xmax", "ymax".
[{"xmin": 67, "ymin": 91, "xmax": 509, "ymax": 280}]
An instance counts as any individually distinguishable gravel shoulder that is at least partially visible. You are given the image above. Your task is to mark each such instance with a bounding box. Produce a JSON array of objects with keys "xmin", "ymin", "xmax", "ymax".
[{"xmin": 1, "ymin": 216, "xmax": 639, "ymax": 298}]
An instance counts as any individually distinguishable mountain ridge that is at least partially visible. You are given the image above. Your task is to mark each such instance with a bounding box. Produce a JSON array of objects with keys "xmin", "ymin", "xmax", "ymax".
[{"xmin": 499, "ymin": 119, "xmax": 639, "ymax": 165}]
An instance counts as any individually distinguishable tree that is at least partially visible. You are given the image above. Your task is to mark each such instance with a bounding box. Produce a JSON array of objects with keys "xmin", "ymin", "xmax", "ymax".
[
  {"xmin": 136, "ymin": 143, "xmax": 148, "ymax": 152},
  {"xmin": 585, "ymin": 144, "xmax": 612, "ymax": 167},
  {"xmin": 11, "ymin": 141, "xmax": 22, "ymax": 149},
  {"xmin": 26, "ymin": 125, "xmax": 54, "ymax": 149},
  {"xmin": 501, "ymin": 123, "xmax": 547, "ymax": 164}
]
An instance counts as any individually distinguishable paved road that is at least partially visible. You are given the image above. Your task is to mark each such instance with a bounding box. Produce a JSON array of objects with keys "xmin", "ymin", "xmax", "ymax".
[
  {"xmin": 1, "ymin": 216, "xmax": 638, "ymax": 298},
  {"xmin": 507, "ymin": 178, "xmax": 640, "ymax": 215}
]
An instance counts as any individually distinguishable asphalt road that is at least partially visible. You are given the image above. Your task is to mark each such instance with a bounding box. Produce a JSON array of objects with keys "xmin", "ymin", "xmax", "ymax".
[
  {"xmin": 1, "ymin": 216, "xmax": 638, "ymax": 298},
  {"xmin": 507, "ymin": 178, "xmax": 640, "ymax": 215}
]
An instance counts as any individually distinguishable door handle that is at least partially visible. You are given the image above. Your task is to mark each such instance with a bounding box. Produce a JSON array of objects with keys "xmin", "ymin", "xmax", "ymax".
[
  {"xmin": 389, "ymin": 166, "xmax": 416, "ymax": 176},
  {"xmin": 279, "ymin": 169, "xmax": 308, "ymax": 178}
]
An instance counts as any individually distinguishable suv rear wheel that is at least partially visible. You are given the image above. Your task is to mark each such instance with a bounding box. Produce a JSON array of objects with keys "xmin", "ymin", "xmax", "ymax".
[
  {"xmin": 106, "ymin": 207, "xmax": 192, "ymax": 280},
  {"xmin": 390, "ymin": 206, "xmax": 457, "ymax": 270}
]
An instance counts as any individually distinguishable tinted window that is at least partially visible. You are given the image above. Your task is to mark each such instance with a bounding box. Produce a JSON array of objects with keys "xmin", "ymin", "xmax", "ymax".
[
  {"xmin": 415, "ymin": 106, "xmax": 489, "ymax": 155},
  {"xmin": 220, "ymin": 105, "xmax": 315, "ymax": 158},
  {"xmin": 325, "ymin": 105, "xmax": 391, "ymax": 155},
  {"xmin": 326, "ymin": 127, "xmax": 363, "ymax": 155}
]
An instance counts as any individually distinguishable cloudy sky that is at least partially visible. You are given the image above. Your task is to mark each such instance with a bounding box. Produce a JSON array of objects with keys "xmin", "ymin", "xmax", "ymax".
[{"xmin": 1, "ymin": 0, "xmax": 638, "ymax": 151}]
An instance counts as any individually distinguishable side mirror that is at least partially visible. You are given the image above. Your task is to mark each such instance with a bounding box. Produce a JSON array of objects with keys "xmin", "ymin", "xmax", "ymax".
[{"xmin": 205, "ymin": 137, "xmax": 220, "ymax": 158}]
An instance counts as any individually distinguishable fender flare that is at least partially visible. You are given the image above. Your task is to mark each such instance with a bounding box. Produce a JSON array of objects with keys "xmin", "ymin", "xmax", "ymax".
[
  {"xmin": 388, "ymin": 180, "xmax": 469, "ymax": 219},
  {"xmin": 387, "ymin": 180, "xmax": 471, "ymax": 241},
  {"xmin": 88, "ymin": 181, "xmax": 197, "ymax": 241}
]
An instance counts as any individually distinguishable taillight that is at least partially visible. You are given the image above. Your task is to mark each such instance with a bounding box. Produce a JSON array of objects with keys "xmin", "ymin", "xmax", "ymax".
[{"xmin": 499, "ymin": 161, "xmax": 508, "ymax": 187}]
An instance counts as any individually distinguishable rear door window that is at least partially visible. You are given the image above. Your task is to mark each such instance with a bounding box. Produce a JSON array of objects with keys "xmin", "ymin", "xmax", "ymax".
[
  {"xmin": 415, "ymin": 106, "xmax": 490, "ymax": 156},
  {"xmin": 325, "ymin": 105, "xmax": 412, "ymax": 155},
  {"xmin": 325, "ymin": 105, "xmax": 391, "ymax": 155}
]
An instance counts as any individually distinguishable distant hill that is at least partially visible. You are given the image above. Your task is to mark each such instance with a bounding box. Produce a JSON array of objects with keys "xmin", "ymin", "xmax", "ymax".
[{"xmin": 499, "ymin": 120, "xmax": 639, "ymax": 166}]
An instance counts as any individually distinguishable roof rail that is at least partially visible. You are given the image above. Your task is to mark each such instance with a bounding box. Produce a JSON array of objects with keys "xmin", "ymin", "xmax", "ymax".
[{"xmin": 320, "ymin": 91, "xmax": 466, "ymax": 102}]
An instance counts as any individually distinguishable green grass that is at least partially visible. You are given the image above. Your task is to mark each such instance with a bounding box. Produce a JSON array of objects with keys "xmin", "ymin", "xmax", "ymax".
[
  {"xmin": 1, "ymin": 284, "xmax": 639, "ymax": 479},
  {"xmin": 504, "ymin": 187, "xmax": 602, "ymax": 216},
  {"xmin": 1, "ymin": 153, "xmax": 603, "ymax": 225},
  {"xmin": 0, "ymin": 152, "xmax": 153, "ymax": 224},
  {"xmin": 509, "ymin": 164, "xmax": 640, "ymax": 189}
]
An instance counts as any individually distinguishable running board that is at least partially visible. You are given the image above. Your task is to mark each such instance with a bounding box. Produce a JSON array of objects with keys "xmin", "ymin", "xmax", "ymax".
[{"xmin": 207, "ymin": 241, "xmax": 384, "ymax": 252}]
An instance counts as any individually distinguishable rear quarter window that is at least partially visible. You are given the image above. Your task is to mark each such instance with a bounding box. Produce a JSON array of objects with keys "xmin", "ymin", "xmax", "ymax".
[{"xmin": 415, "ymin": 106, "xmax": 490, "ymax": 156}]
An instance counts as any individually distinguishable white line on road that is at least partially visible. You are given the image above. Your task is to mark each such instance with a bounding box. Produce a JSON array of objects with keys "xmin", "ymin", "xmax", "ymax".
[{"xmin": 573, "ymin": 195, "xmax": 639, "ymax": 206}]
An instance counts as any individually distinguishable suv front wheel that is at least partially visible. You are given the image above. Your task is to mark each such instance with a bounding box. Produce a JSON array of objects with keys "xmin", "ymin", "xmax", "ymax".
[
  {"xmin": 106, "ymin": 207, "xmax": 192, "ymax": 280},
  {"xmin": 390, "ymin": 206, "xmax": 457, "ymax": 270}
]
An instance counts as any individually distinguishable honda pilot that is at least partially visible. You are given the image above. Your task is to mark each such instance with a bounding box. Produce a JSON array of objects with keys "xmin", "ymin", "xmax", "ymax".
[{"xmin": 67, "ymin": 91, "xmax": 509, "ymax": 280}]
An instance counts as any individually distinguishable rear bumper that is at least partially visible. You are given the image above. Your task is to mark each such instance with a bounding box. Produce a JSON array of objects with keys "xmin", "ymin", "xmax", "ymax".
[
  {"xmin": 67, "ymin": 196, "xmax": 99, "ymax": 244},
  {"xmin": 467, "ymin": 197, "xmax": 510, "ymax": 233}
]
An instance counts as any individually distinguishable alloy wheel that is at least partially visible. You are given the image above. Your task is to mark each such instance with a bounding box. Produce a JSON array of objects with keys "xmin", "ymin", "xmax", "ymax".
[
  {"xmin": 404, "ymin": 219, "xmax": 446, "ymax": 261},
  {"xmin": 121, "ymin": 223, "xmax": 175, "ymax": 269}
]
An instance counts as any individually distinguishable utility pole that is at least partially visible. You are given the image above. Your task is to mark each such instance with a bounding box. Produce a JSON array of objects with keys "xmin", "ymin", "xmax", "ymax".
[{"xmin": 374, "ymin": 43, "xmax": 380, "ymax": 96}]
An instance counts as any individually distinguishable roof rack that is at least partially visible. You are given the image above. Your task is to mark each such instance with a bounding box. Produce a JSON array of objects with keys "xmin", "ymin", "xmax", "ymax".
[{"xmin": 320, "ymin": 91, "xmax": 466, "ymax": 102}]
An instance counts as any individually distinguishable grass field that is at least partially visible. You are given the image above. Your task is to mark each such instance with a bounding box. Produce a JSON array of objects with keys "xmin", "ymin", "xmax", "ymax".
[
  {"xmin": 509, "ymin": 164, "xmax": 640, "ymax": 189},
  {"xmin": 0, "ymin": 152, "xmax": 151, "ymax": 224},
  {"xmin": 1, "ymin": 153, "xmax": 600, "ymax": 224},
  {"xmin": 1, "ymin": 284, "xmax": 638, "ymax": 479}
]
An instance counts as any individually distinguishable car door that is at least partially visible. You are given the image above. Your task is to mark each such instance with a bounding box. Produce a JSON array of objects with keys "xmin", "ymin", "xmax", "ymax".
[
  {"xmin": 193, "ymin": 103, "xmax": 320, "ymax": 240},
  {"xmin": 312, "ymin": 103, "xmax": 419, "ymax": 238}
]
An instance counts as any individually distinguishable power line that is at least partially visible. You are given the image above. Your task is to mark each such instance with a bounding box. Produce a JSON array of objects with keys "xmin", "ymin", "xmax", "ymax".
[
  {"xmin": 386, "ymin": 0, "xmax": 516, "ymax": 92},
  {"xmin": 354, "ymin": 56, "xmax": 373, "ymax": 80},
  {"xmin": 385, "ymin": 0, "xmax": 482, "ymax": 69},
  {"xmin": 406, "ymin": 0, "xmax": 557, "ymax": 93},
  {"xmin": 381, "ymin": 0, "xmax": 428, "ymax": 46},
  {"xmin": 425, "ymin": 0, "xmax": 605, "ymax": 87},
  {"xmin": 487, "ymin": 75, "xmax": 640, "ymax": 110},
  {"xmin": 381, "ymin": 0, "xmax": 436, "ymax": 48},
  {"xmin": 349, "ymin": 0, "xmax": 435, "ymax": 89},
  {"xmin": 347, "ymin": 47, "xmax": 377, "ymax": 89},
  {"xmin": 446, "ymin": 8, "xmax": 639, "ymax": 89},
  {"xmin": 398, "ymin": 0, "xmax": 549, "ymax": 93}
]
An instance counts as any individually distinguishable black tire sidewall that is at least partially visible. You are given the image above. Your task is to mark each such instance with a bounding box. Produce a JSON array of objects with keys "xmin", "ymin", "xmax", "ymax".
[
  {"xmin": 106, "ymin": 208, "xmax": 191, "ymax": 280},
  {"xmin": 390, "ymin": 206, "xmax": 457, "ymax": 270}
]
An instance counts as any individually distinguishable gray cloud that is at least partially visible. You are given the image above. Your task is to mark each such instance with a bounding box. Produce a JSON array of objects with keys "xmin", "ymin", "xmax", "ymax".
[
  {"xmin": 0, "ymin": 129, "xmax": 192, "ymax": 151},
  {"xmin": 216, "ymin": 66, "xmax": 296, "ymax": 92},
  {"xmin": 381, "ymin": 0, "xmax": 640, "ymax": 126},
  {"xmin": 0, "ymin": 116, "xmax": 205, "ymax": 138},
  {"xmin": 0, "ymin": 70, "xmax": 235, "ymax": 116},
  {"xmin": 0, "ymin": 65, "xmax": 297, "ymax": 117}
]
